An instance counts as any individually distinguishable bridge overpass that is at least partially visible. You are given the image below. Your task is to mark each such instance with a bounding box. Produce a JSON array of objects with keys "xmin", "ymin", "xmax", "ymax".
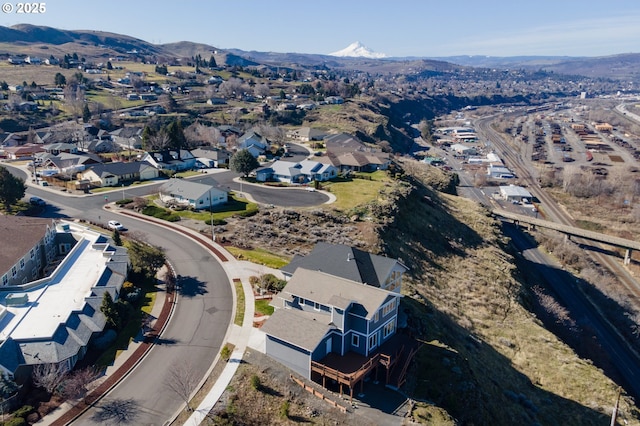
[{"xmin": 492, "ymin": 209, "xmax": 640, "ymax": 265}]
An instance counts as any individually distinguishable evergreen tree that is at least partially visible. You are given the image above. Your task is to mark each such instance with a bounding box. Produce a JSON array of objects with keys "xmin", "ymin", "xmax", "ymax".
[
  {"xmin": 82, "ymin": 103, "xmax": 91, "ymax": 123},
  {"xmin": 142, "ymin": 125, "xmax": 155, "ymax": 150},
  {"xmin": 112, "ymin": 229, "xmax": 122, "ymax": 246},
  {"xmin": 208, "ymin": 55, "xmax": 217, "ymax": 68},
  {"xmin": 0, "ymin": 167, "xmax": 26, "ymax": 211},
  {"xmin": 54, "ymin": 72, "xmax": 66, "ymax": 87},
  {"xmin": 230, "ymin": 149, "xmax": 260, "ymax": 178},
  {"xmin": 165, "ymin": 120, "xmax": 187, "ymax": 150},
  {"xmin": 100, "ymin": 291, "xmax": 120, "ymax": 330}
]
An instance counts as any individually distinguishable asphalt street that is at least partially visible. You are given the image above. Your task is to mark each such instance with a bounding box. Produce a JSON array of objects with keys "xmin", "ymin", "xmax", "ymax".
[{"xmin": 6, "ymin": 166, "xmax": 232, "ymax": 424}]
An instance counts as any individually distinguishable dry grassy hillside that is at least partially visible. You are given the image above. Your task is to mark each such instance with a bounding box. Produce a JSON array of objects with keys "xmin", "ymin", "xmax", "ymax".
[{"xmin": 380, "ymin": 160, "xmax": 639, "ymax": 424}]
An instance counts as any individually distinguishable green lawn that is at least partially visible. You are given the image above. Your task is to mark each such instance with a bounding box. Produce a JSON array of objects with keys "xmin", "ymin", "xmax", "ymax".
[
  {"xmin": 233, "ymin": 279, "xmax": 245, "ymax": 326},
  {"xmin": 225, "ymin": 247, "xmax": 290, "ymax": 269},
  {"xmin": 322, "ymin": 171, "xmax": 389, "ymax": 211},
  {"xmin": 255, "ymin": 299, "xmax": 275, "ymax": 316},
  {"xmin": 174, "ymin": 195, "xmax": 258, "ymax": 221}
]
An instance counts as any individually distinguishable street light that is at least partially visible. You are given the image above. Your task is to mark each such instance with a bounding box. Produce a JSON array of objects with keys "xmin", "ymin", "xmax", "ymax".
[{"xmin": 122, "ymin": 184, "xmax": 125, "ymax": 201}]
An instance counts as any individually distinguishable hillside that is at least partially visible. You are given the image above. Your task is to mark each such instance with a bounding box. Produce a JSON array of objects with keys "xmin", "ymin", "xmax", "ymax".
[{"xmin": 210, "ymin": 162, "xmax": 639, "ymax": 424}]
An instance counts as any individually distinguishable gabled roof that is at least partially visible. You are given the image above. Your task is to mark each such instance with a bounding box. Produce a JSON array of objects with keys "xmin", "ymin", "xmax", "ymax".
[
  {"xmin": 260, "ymin": 308, "xmax": 335, "ymax": 352},
  {"xmin": 280, "ymin": 268, "xmax": 398, "ymax": 320},
  {"xmin": 190, "ymin": 148, "xmax": 231, "ymax": 161},
  {"xmin": 83, "ymin": 161, "xmax": 154, "ymax": 178},
  {"xmin": 281, "ymin": 242, "xmax": 404, "ymax": 288},
  {"xmin": 109, "ymin": 127, "xmax": 143, "ymax": 138},
  {"xmin": 145, "ymin": 149, "xmax": 194, "ymax": 165},
  {"xmin": 238, "ymin": 130, "xmax": 269, "ymax": 149},
  {"xmin": 159, "ymin": 178, "xmax": 226, "ymax": 200}
]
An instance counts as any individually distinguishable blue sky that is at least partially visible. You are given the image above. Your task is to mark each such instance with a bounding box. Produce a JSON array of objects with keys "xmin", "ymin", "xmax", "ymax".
[{"xmin": 1, "ymin": 1, "xmax": 639, "ymax": 57}]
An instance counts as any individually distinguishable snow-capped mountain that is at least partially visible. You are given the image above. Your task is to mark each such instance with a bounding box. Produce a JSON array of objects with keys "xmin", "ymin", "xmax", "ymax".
[{"xmin": 328, "ymin": 41, "xmax": 387, "ymax": 59}]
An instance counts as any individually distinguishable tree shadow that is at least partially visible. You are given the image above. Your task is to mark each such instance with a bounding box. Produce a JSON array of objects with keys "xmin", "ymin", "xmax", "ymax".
[
  {"xmin": 91, "ymin": 398, "xmax": 140, "ymax": 425},
  {"xmin": 176, "ymin": 275, "xmax": 208, "ymax": 297}
]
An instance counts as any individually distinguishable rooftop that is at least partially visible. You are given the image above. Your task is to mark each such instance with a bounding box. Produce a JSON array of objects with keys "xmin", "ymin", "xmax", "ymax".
[{"xmin": 0, "ymin": 222, "xmax": 127, "ymax": 371}]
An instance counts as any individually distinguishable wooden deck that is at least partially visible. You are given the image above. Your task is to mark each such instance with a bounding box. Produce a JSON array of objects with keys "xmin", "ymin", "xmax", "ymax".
[{"xmin": 310, "ymin": 332, "xmax": 420, "ymax": 401}]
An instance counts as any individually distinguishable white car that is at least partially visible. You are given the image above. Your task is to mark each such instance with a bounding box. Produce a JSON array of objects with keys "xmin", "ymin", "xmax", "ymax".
[{"xmin": 107, "ymin": 220, "xmax": 125, "ymax": 231}]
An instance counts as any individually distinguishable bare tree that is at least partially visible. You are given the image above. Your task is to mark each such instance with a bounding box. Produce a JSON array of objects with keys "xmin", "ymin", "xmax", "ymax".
[
  {"xmin": 147, "ymin": 131, "xmax": 171, "ymax": 151},
  {"xmin": 58, "ymin": 366, "xmax": 101, "ymax": 400},
  {"xmin": 163, "ymin": 362, "xmax": 198, "ymax": 411},
  {"xmin": 32, "ymin": 363, "xmax": 68, "ymax": 394},
  {"xmin": 218, "ymin": 78, "xmax": 246, "ymax": 99},
  {"xmin": 255, "ymin": 83, "xmax": 270, "ymax": 98}
]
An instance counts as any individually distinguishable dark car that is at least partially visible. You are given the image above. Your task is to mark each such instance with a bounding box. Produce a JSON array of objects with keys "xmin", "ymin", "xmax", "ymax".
[{"xmin": 29, "ymin": 197, "xmax": 45, "ymax": 206}]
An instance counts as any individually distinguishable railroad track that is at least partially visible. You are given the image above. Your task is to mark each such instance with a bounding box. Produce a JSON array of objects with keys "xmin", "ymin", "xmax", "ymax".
[{"xmin": 475, "ymin": 114, "xmax": 640, "ymax": 302}]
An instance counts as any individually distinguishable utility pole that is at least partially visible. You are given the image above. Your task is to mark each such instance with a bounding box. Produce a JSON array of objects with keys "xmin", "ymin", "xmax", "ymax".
[
  {"xmin": 610, "ymin": 387, "xmax": 621, "ymax": 426},
  {"xmin": 209, "ymin": 189, "xmax": 214, "ymax": 242}
]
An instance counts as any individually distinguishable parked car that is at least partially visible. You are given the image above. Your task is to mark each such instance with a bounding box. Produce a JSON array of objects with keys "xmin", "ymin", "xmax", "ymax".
[
  {"xmin": 107, "ymin": 220, "xmax": 125, "ymax": 231},
  {"xmin": 29, "ymin": 196, "xmax": 45, "ymax": 206}
]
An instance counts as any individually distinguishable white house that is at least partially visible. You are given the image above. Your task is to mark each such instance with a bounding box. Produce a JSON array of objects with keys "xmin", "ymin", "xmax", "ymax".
[
  {"xmin": 255, "ymin": 159, "xmax": 337, "ymax": 183},
  {"xmin": 159, "ymin": 179, "xmax": 228, "ymax": 210}
]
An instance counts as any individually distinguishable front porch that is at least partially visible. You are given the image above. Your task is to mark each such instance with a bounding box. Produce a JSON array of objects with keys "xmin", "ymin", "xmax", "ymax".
[{"xmin": 310, "ymin": 332, "xmax": 421, "ymax": 402}]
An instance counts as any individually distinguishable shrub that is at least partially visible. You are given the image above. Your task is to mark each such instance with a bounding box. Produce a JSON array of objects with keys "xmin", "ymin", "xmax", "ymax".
[
  {"xmin": 234, "ymin": 209, "xmax": 258, "ymax": 218},
  {"xmin": 142, "ymin": 205, "xmax": 181, "ymax": 222},
  {"xmin": 4, "ymin": 417, "xmax": 27, "ymax": 426},
  {"xmin": 204, "ymin": 218, "xmax": 227, "ymax": 226},
  {"xmin": 220, "ymin": 345, "xmax": 232, "ymax": 361},
  {"xmin": 279, "ymin": 400, "xmax": 290, "ymax": 419},
  {"xmin": 115, "ymin": 198, "xmax": 133, "ymax": 205},
  {"xmin": 250, "ymin": 374, "xmax": 261, "ymax": 391},
  {"xmin": 12, "ymin": 405, "xmax": 34, "ymax": 418}
]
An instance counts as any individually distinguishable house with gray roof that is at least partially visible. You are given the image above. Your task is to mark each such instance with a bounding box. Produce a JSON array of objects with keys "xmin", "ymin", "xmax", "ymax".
[
  {"xmin": 281, "ymin": 242, "xmax": 406, "ymax": 293},
  {"xmin": 190, "ymin": 147, "xmax": 231, "ymax": 168},
  {"xmin": 0, "ymin": 220, "xmax": 129, "ymax": 383},
  {"xmin": 262, "ymin": 267, "xmax": 403, "ymax": 383},
  {"xmin": 237, "ymin": 130, "xmax": 270, "ymax": 157},
  {"xmin": 141, "ymin": 149, "xmax": 196, "ymax": 171},
  {"xmin": 255, "ymin": 159, "xmax": 337, "ymax": 184},
  {"xmin": 319, "ymin": 133, "xmax": 391, "ymax": 172},
  {"xmin": 78, "ymin": 161, "xmax": 159, "ymax": 187},
  {"xmin": 159, "ymin": 178, "xmax": 228, "ymax": 210}
]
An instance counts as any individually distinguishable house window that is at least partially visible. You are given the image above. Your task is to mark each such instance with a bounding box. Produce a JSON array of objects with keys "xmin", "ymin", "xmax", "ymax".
[
  {"xmin": 32, "ymin": 268, "xmax": 38, "ymax": 279},
  {"xmin": 20, "ymin": 258, "xmax": 25, "ymax": 269},
  {"xmin": 59, "ymin": 243, "xmax": 71, "ymax": 254},
  {"xmin": 352, "ymin": 334, "xmax": 359, "ymax": 347},
  {"xmin": 2, "ymin": 275, "xmax": 7, "ymax": 286},
  {"xmin": 30, "ymin": 248, "xmax": 35, "ymax": 259},
  {"xmin": 299, "ymin": 297, "xmax": 306, "ymax": 306},
  {"xmin": 369, "ymin": 333, "xmax": 378, "ymax": 350},
  {"xmin": 11, "ymin": 266, "xmax": 17, "ymax": 277},
  {"xmin": 382, "ymin": 299, "xmax": 396, "ymax": 316},
  {"xmin": 383, "ymin": 321, "xmax": 395, "ymax": 338},
  {"xmin": 314, "ymin": 302, "xmax": 321, "ymax": 311},
  {"xmin": 373, "ymin": 311, "xmax": 379, "ymax": 322}
]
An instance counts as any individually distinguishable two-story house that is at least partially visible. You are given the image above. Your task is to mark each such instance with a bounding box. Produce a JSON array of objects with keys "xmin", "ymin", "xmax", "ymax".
[
  {"xmin": 262, "ymin": 244, "xmax": 416, "ymax": 400},
  {"xmin": 262, "ymin": 268, "xmax": 402, "ymax": 377}
]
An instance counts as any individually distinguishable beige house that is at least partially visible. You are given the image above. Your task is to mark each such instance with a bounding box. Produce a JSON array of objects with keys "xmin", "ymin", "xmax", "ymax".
[{"xmin": 78, "ymin": 161, "xmax": 158, "ymax": 187}]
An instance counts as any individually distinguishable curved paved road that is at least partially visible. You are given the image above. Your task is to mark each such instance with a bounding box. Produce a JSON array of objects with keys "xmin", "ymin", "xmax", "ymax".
[{"xmin": 5, "ymin": 165, "xmax": 233, "ymax": 425}]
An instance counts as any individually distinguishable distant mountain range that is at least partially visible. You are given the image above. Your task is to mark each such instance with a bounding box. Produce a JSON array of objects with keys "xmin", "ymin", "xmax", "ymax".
[{"xmin": 0, "ymin": 24, "xmax": 639, "ymax": 80}]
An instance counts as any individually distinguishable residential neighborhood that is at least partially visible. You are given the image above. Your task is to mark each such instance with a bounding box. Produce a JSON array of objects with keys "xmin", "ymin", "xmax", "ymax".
[{"xmin": 0, "ymin": 13, "xmax": 639, "ymax": 426}]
